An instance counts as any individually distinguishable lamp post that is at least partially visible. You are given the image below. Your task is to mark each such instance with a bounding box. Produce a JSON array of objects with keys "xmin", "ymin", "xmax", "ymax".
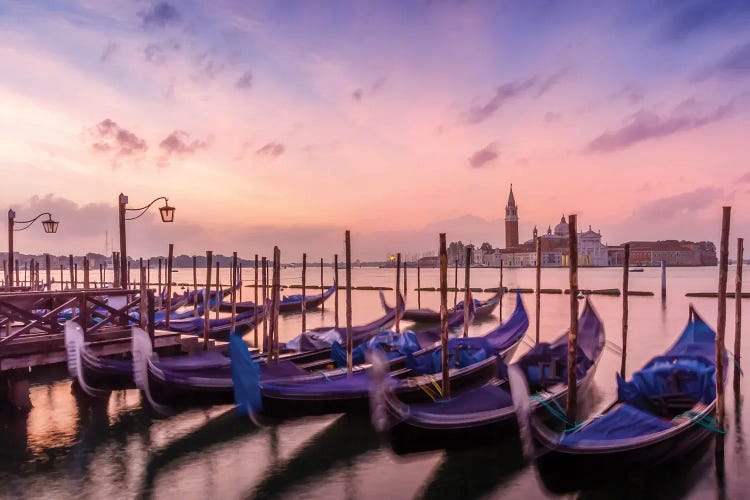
[
  {"xmin": 7, "ymin": 210, "xmax": 59, "ymax": 288},
  {"xmin": 118, "ymin": 194, "xmax": 175, "ymax": 289}
]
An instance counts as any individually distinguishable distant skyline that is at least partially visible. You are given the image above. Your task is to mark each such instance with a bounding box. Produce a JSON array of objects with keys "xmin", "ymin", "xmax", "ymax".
[{"xmin": 1, "ymin": 1, "xmax": 749, "ymax": 261}]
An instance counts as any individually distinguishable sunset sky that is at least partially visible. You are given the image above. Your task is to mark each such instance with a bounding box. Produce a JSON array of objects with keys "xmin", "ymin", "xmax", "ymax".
[{"xmin": 1, "ymin": 1, "xmax": 749, "ymax": 261}]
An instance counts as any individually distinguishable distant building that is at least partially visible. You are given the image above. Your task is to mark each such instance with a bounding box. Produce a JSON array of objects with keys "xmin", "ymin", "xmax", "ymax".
[
  {"xmin": 504, "ymin": 185, "xmax": 519, "ymax": 248},
  {"xmin": 625, "ymin": 241, "xmax": 717, "ymax": 266},
  {"xmin": 417, "ymin": 256, "xmax": 440, "ymax": 267}
]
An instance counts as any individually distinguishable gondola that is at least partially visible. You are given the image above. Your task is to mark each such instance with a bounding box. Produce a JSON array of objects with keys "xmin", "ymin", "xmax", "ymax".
[
  {"xmin": 127, "ymin": 296, "xmax": 405, "ymax": 411},
  {"xmin": 220, "ymin": 286, "xmax": 337, "ymax": 314},
  {"xmin": 370, "ymin": 297, "xmax": 604, "ymax": 455},
  {"xmin": 528, "ymin": 305, "xmax": 725, "ymax": 493},
  {"xmin": 401, "ymin": 291, "xmax": 500, "ymax": 323},
  {"xmin": 231, "ymin": 294, "xmax": 527, "ymax": 419},
  {"xmin": 163, "ymin": 307, "xmax": 264, "ymax": 340}
]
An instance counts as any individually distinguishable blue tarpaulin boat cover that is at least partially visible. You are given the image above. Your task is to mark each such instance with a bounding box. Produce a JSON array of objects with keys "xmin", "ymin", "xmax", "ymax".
[
  {"xmin": 229, "ymin": 334, "xmax": 262, "ymax": 414},
  {"xmin": 561, "ymin": 404, "xmax": 674, "ymax": 446},
  {"xmin": 330, "ymin": 330, "xmax": 421, "ymax": 367},
  {"xmin": 406, "ymin": 337, "xmax": 492, "ymax": 376}
]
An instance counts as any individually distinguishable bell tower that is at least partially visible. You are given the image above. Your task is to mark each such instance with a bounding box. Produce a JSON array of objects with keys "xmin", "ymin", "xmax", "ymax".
[{"xmin": 505, "ymin": 184, "xmax": 519, "ymax": 248}]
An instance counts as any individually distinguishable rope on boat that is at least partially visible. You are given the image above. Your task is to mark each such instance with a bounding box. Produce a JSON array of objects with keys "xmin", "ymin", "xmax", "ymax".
[
  {"xmin": 317, "ymin": 370, "xmax": 332, "ymax": 381},
  {"xmin": 673, "ymin": 410, "xmax": 726, "ymax": 434},
  {"xmin": 605, "ymin": 340, "xmax": 623, "ymax": 355},
  {"xmin": 530, "ymin": 394, "xmax": 582, "ymax": 433},
  {"xmin": 416, "ymin": 376, "xmax": 445, "ymax": 402}
]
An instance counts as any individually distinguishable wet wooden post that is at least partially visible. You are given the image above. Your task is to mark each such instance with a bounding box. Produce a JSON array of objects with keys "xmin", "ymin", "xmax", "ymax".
[
  {"xmin": 345, "ymin": 231, "xmax": 353, "ymax": 376},
  {"xmin": 2, "ymin": 260, "xmax": 7, "ymax": 291},
  {"xmin": 320, "ymin": 258, "xmax": 324, "ymax": 312},
  {"xmin": 83, "ymin": 257, "xmax": 90, "ymax": 288},
  {"xmin": 68, "ymin": 255, "xmax": 75, "ymax": 289},
  {"xmin": 74, "ymin": 264, "xmax": 78, "ymax": 288},
  {"xmin": 253, "ymin": 254, "xmax": 259, "ymax": 347},
  {"xmin": 147, "ymin": 259, "xmax": 150, "ymax": 287},
  {"xmin": 440, "ymin": 233, "xmax": 450, "ymax": 399},
  {"xmin": 239, "ymin": 263, "xmax": 243, "ymax": 302},
  {"xmin": 231, "ymin": 252, "xmax": 238, "ymax": 332},
  {"xmin": 454, "ymin": 258, "xmax": 459, "ymax": 306},
  {"xmin": 14, "ymin": 259, "xmax": 19, "ymax": 287},
  {"xmin": 165, "ymin": 243, "xmax": 174, "ymax": 328},
  {"xmin": 661, "ymin": 260, "xmax": 667, "ymax": 300},
  {"xmin": 499, "ymin": 260, "xmax": 504, "ymax": 323},
  {"xmin": 395, "ymin": 253, "xmax": 401, "ymax": 333},
  {"xmin": 45, "ymin": 254, "xmax": 51, "ymax": 290},
  {"xmin": 262, "ymin": 257, "xmax": 268, "ymax": 353},
  {"xmin": 734, "ymin": 238, "xmax": 744, "ymax": 392},
  {"xmin": 147, "ymin": 288, "xmax": 155, "ymax": 345},
  {"xmin": 301, "ymin": 253, "xmax": 307, "ymax": 332},
  {"xmin": 271, "ymin": 247, "xmax": 281, "ymax": 362},
  {"xmin": 112, "ymin": 252, "xmax": 118, "ymax": 288},
  {"xmin": 192, "ymin": 256, "xmax": 198, "ymax": 317},
  {"xmin": 203, "ymin": 251, "xmax": 213, "ymax": 351},
  {"xmin": 23, "ymin": 261, "xmax": 27, "ymax": 286},
  {"xmin": 403, "ymin": 261, "xmax": 407, "ymax": 300},
  {"xmin": 139, "ymin": 264, "xmax": 148, "ymax": 328},
  {"xmin": 139, "ymin": 258, "xmax": 143, "ymax": 285},
  {"xmin": 215, "ymin": 262, "xmax": 221, "ymax": 320},
  {"xmin": 157, "ymin": 258, "xmax": 162, "ymax": 309},
  {"xmin": 417, "ymin": 266, "xmax": 422, "ymax": 309},
  {"xmin": 566, "ymin": 214, "xmax": 579, "ymax": 422},
  {"xmin": 716, "ymin": 206, "xmax": 731, "ymax": 452},
  {"xmin": 621, "ymin": 243, "xmax": 630, "ymax": 378},
  {"xmin": 99, "ymin": 263, "xmax": 103, "ymax": 287},
  {"xmin": 533, "ymin": 239, "xmax": 541, "ymax": 343},
  {"xmin": 60, "ymin": 263, "xmax": 64, "ymax": 289},
  {"xmin": 127, "ymin": 261, "xmax": 131, "ymax": 289},
  {"xmin": 334, "ymin": 254, "xmax": 340, "ymax": 328},
  {"xmin": 464, "ymin": 247, "xmax": 471, "ymax": 338}
]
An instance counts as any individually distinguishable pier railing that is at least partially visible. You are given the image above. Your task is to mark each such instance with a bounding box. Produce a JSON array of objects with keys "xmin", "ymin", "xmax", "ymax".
[{"xmin": 0, "ymin": 288, "xmax": 155, "ymax": 347}]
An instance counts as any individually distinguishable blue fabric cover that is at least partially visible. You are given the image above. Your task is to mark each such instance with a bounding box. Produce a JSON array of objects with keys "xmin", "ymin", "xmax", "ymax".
[
  {"xmin": 262, "ymin": 371, "xmax": 381, "ymax": 397},
  {"xmin": 331, "ymin": 330, "xmax": 421, "ymax": 367},
  {"xmin": 616, "ymin": 356, "xmax": 716, "ymax": 408},
  {"xmin": 405, "ymin": 337, "xmax": 492, "ymax": 376},
  {"xmin": 229, "ymin": 334, "xmax": 262, "ymax": 414},
  {"xmin": 409, "ymin": 384, "xmax": 513, "ymax": 417},
  {"xmin": 518, "ymin": 342, "xmax": 592, "ymax": 386},
  {"xmin": 454, "ymin": 298, "xmax": 482, "ymax": 310},
  {"xmin": 281, "ymin": 294, "xmax": 303, "ymax": 303},
  {"xmin": 483, "ymin": 292, "xmax": 529, "ymax": 354},
  {"xmin": 561, "ymin": 404, "xmax": 674, "ymax": 446}
]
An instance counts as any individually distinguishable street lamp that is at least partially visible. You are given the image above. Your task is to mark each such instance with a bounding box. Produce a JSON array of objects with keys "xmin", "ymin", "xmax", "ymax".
[
  {"xmin": 118, "ymin": 194, "xmax": 175, "ymax": 289},
  {"xmin": 7, "ymin": 210, "xmax": 59, "ymax": 288}
]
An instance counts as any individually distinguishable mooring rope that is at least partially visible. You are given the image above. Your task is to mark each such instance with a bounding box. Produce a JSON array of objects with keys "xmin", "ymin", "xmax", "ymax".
[
  {"xmin": 530, "ymin": 393, "xmax": 582, "ymax": 433},
  {"xmin": 673, "ymin": 410, "xmax": 726, "ymax": 434}
]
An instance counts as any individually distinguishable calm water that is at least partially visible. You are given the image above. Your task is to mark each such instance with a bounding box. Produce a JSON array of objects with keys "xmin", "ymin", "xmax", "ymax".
[{"xmin": 1, "ymin": 266, "xmax": 747, "ymax": 499}]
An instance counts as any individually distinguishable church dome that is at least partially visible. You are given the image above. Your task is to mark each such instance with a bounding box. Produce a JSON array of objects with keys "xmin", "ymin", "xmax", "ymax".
[{"xmin": 554, "ymin": 215, "xmax": 569, "ymax": 237}]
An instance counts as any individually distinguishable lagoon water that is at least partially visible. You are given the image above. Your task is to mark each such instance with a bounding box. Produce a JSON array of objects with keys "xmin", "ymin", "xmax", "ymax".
[{"xmin": 1, "ymin": 266, "xmax": 747, "ymax": 499}]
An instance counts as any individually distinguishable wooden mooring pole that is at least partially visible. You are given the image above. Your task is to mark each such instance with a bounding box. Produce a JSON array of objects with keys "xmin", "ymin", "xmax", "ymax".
[
  {"xmin": 735, "ymin": 238, "xmax": 744, "ymax": 393},
  {"xmin": 499, "ymin": 260, "xmax": 504, "ymax": 324},
  {"xmin": 621, "ymin": 243, "xmax": 630, "ymax": 379},
  {"xmin": 69, "ymin": 255, "xmax": 74, "ymax": 289},
  {"xmin": 231, "ymin": 252, "xmax": 238, "ymax": 333},
  {"xmin": 215, "ymin": 262, "xmax": 220, "ymax": 320},
  {"xmin": 716, "ymin": 206, "xmax": 731, "ymax": 453},
  {"xmin": 157, "ymin": 258, "xmax": 162, "ymax": 308},
  {"xmin": 83, "ymin": 257, "xmax": 90, "ymax": 288},
  {"xmin": 417, "ymin": 266, "xmax": 421, "ymax": 309},
  {"xmin": 253, "ymin": 254, "xmax": 259, "ymax": 347},
  {"xmin": 166, "ymin": 243, "xmax": 174, "ymax": 328},
  {"xmin": 45, "ymin": 254, "xmax": 51, "ymax": 290},
  {"xmin": 566, "ymin": 214, "xmax": 579, "ymax": 422},
  {"xmin": 262, "ymin": 256, "xmax": 268, "ymax": 353},
  {"xmin": 440, "ymin": 233, "xmax": 450, "ymax": 399},
  {"xmin": 271, "ymin": 247, "xmax": 281, "ymax": 362},
  {"xmin": 345, "ymin": 231, "xmax": 353, "ymax": 376},
  {"xmin": 192, "ymin": 256, "xmax": 198, "ymax": 317},
  {"xmin": 320, "ymin": 258, "xmax": 324, "ymax": 312},
  {"xmin": 403, "ymin": 261, "xmax": 407, "ymax": 300},
  {"xmin": 334, "ymin": 254, "xmax": 339, "ymax": 328},
  {"xmin": 301, "ymin": 253, "xmax": 307, "ymax": 332},
  {"xmin": 464, "ymin": 247, "xmax": 471, "ymax": 338},
  {"xmin": 454, "ymin": 258, "xmax": 459, "ymax": 307},
  {"xmin": 535, "ymin": 238, "xmax": 541, "ymax": 343},
  {"xmin": 395, "ymin": 253, "xmax": 401, "ymax": 333},
  {"xmin": 661, "ymin": 260, "xmax": 667, "ymax": 300},
  {"xmin": 203, "ymin": 251, "xmax": 213, "ymax": 351}
]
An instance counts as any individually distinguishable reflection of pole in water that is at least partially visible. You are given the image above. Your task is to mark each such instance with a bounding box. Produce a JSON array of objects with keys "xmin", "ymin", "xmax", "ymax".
[
  {"xmin": 734, "ymin": 238, "xmax": 743, "ymax": 395},
  {"xmin": 270, "ymin": 425, "xmax": 279, "ymax": 465},
  {"xmin": 344, "ymin": 457, "xmax": 356, "ymax": 500}
]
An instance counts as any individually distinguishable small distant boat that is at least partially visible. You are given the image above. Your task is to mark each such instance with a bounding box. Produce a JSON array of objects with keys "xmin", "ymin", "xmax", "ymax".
[
  {"xmin": 529, "ymin": 305, "xmax": 724, "ymax": 493},
  {"xmin": 576, "ymin": 291, "xmax": 585, "ymax": 299},
  {"xmin": 629, "ymin": 268, "xmax": 644, "ymax": 273},
  {"xmin": 220, "ymin": 285, "xmax": 336, "ymax": 314},
  {"xmin": 402, "ymin": 292, "xmax": 501, "ymax": 323}
]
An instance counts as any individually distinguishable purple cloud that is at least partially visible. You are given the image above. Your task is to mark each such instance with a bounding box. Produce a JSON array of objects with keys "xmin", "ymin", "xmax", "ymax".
[
  {"xmin": 256, "ymin": 142, "xmax": 285, "ymax": 158},
  {"xmin": 140, "ymin": 2, "xmax": 181, "ymax": 29},
  {"xmin": 468, "ymin": 142, "xmax": 499, "ymax": 168},
  {"xmin": 159, "ymin": 130, "xmax": 208, "ymax": 156},
  {"xmin": 99, "ymin": 42, "xmax": 118, "ymax": 63},
  {"xmin": 611, "ymin": 84, "xmax": 644, "ymax": 105},
  {"xmin": 467, "ymin": 79, "xmax": 535, "ymax": 124},
  {"xmin": 89, "ymin": 119, "xmax": 147, "ymax": 159},
  {"xmin": 586, "ymin": 99, "xmax": 733, "ymax": 153},
  {"xmin": 351, "ymin": 78, "xmax": 385, "ymax": 101},
  {"xmin": 695, "ymin": 41, "xmax": 750, "ymax": 81},
  {"xmin": 632, "ymin": 187, "xmax": 722, "ymax": 220},
  {"xmin": 236, "ymin": 70, "xmax": 253, "ymax": 89},
  {"xmin": 144, "ymin": 40, "xmax": 180, "ymax": 65}
]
